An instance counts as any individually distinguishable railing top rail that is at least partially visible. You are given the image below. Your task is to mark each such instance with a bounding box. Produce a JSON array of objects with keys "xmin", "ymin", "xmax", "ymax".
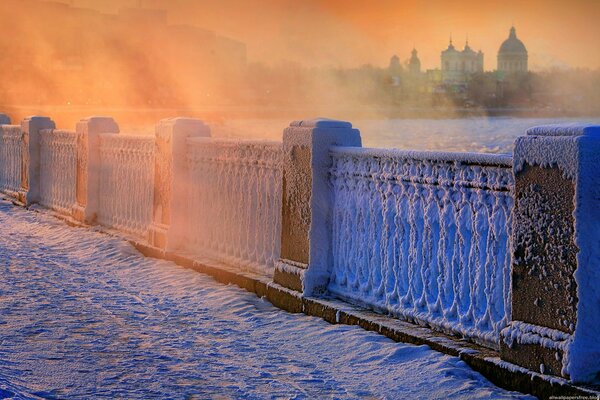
[
  {"xmin": 99, "ymin": 133, "xmax": 154, "ymax": 141},
  {"xmin": 187, "ymin": 136, "xmax": 282, "ymax": 148},
  {"xmin": 330, "ymin": 146, "xmax": 513, "ymax": 168},
  {"xmin": 40, "ymin": 129, "xmax": 76, "ymax": 135},
  {"xmin": 0, "ymin": 125, "xmax": 21, "ymax": 132}
]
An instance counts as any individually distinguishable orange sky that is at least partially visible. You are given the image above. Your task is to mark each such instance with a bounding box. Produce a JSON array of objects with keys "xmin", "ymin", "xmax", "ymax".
[{"xmin": 49, "ymin": 0, "xmax": 600, "ymax": 70}]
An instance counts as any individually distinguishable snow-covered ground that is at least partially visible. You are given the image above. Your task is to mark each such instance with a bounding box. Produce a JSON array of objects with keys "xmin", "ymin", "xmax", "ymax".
[{"xmin": 0, "ymin": 200, "xmax": 532, "ymax": 399}]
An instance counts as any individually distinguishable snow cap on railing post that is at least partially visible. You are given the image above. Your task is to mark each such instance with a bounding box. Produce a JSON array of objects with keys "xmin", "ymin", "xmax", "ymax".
[
  {"xmin": 73, "ymin": 117, "xmax": 119, "ymax": 224},
  {"xmin": 273, "ymin": 118, "xmax": 361, "ymax": 296},
  {"xmin": 0, "ymin": 114, "xmax": 10, "ymax": 125},
  {"xmin": 149, "ymin": 118, "xmax": 210, "ymax": 251},
  {"xmin": 20, "ymin": 116, "xmax": 55, "ymax": 205},
  {"xmin": 501, "ymin": 124, "xmax": 600, "ymax": 383}
]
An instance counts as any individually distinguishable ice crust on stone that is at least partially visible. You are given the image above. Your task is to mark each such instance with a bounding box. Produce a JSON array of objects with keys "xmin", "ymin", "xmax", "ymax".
[
  {"xmin": 501, "ymin": 321, "xmax": 571, "ymax": 352},
  {"xmin": 569, "ymin": 133, "xmax": 600, "ymax": 383},
  {"xmin": 513, "ymin": 124, "xmax": 600, "ymax": 383},
  {"xmin": 327, "ymin": 146, "xmax": 514, "ymax": 346},
  {"xmin": 98, "ymin": 133, "xmax": 155, "ymax": 238},
  {"xmin": 39, "ymin": 129, "xmax": 78, "ymax": 215},
  {"xmin": 183, "ymin": 137, "xmax": 283, "ymax": 276},
  {"xmin": 0, "ymin": 125, "xmax": 23, "ymax": 193},
  {"xmin": 282, "ymin": 120, "xmax": 361, "ymax": 295}
]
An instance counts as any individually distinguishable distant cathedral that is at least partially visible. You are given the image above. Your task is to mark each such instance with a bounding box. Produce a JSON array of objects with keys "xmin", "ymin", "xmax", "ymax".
[
  {"xmin": 497, "ymin": 26, "xmax": 528, "ymax": 74},
  {"xmin": 387, "ymin": 26, "xmax": 528, "ymax": 89},
  {"xmin": 441, "ymin": 38, "xmax": 484, "ymax": 84}
]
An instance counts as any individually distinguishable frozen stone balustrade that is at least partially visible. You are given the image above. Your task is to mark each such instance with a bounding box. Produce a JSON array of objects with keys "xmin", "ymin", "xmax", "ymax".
[
  {"xmin": 39, "ymin": 129, "xmax": 78, "ymax": 215},
  {"xmin": 98, "ymin": 134, "xmax": 155, "ymax": 237},
  {"xmin": 184, "ymin": 138, "xmax": 283, "ymax": 275},
  {"xmin": 0, "ymin": 124, "xmax": 23, "ymax": 193},
  {"xmin": 1, "ymin": 113, "xmax": 599, "ymax": 383},
  {"xmin": 328, "ymin": 147, "xmax": 514, "ymax": 347}
]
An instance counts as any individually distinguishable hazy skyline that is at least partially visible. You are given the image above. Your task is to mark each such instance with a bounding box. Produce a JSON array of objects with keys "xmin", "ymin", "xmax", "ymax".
[{"xmin": 46, "ymin": 0, "xmax": 600, "ymax": 71}]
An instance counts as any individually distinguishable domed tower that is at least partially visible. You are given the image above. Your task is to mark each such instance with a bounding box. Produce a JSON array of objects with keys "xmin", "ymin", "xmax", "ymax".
[
  {"xmin": 389, "ymin": 54, "xmax": 401, "ymax": 72},
  {"xmin": 497, "ymin": 26, "xmax": 528, "ymax": 74},
  {"xmin": 408, "ymin": 48, "xmax": 421, "ymax": 74}
]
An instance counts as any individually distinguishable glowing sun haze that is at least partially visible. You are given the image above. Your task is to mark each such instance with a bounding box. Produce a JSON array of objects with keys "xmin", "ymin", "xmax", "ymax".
[{"xmin": 52, "ymin": 0, "xmax": 600, "ymax": 71}]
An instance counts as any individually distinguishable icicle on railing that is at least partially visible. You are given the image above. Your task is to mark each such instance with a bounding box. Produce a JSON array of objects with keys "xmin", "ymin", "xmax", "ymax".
[
  {"xmin": 0, "ymin": 125, "xmax": 23, "ymax": 194},
  {"xmin": 39, "ymin": 129, "xmax": 78, "ymax": 215},
  {"xmin": 98, "ymin": 134, "xmax": 155, "ymax": 238},
  {"xmin": 328, "ymin": 147, "xmax": 514, "ymax": 347},
  {"xmin": 185, "ymin": 138, "xmax": 283, "ymax": 276}
]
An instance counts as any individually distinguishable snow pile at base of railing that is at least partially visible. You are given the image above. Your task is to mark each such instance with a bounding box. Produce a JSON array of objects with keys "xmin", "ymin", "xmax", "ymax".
[
  {"xmin": 39, "ymin": 129, "xmax": 77, "ymax": 215},
  {"xmin": 184, "ymin": 138, "xmax": 282, "ymax": 276},
  {"xmin": 328, "ymin": 147, "xmax": 514, "ymax": 347},
  {"xmin": 98, "ymin": 134, "xmax": 155, "ymax": 238},
  {"xmin": 0, "ymin": 125, "xmax": 22, "ymax": 193}
]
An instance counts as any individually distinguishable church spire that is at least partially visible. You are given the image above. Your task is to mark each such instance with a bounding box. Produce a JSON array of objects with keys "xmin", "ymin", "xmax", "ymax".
[{"xmin": 447, "ymin": 34, "xmax": 455, "ymax": 50}]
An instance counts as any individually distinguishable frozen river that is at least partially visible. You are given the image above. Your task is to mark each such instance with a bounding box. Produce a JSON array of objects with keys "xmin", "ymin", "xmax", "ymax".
[
  {"xmin": 0, "ymin": 200, "xmax": 532, "ymax": 399},
  {"xmin": 210, "ymin": 116, "xmax": 600, "ymax": 154}
]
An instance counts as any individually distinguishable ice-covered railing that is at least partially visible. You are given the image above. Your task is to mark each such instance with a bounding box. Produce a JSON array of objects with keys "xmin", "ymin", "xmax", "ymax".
[
  {"xmin": 184, "ymin": 138, "xmax": 283, "ymax": 275},
  {"xmin": 0, "ymin": 124, "xmax": 23, "ymax": 194},
  {"xmin": 98, "ymin": 134, "xmax": 155, "ymax": 238},
  {"xmin": 1, "ymin": 113, "xmax": 598, "ymax": 383},
  {"xmin": 39, "ymin": 129, "xmax": 78, "ymax": 214},
  {"xmin": 327, "ymin": 147, "xmax": 514, "ymax": 346}
]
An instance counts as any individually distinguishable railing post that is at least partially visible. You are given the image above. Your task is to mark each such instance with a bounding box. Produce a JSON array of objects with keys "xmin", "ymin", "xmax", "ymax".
[
  {"xmin": 500, "ymin": 124, "xmax": 600, "ymax": 383},
  {"xmin": 149, "ymin": 118, "xmax": 210, "ymax": 250},
  {"xmin": 274, "ymin": 119, "xmax": 361, "ymax": 296},
  {"xmin": 73, "ymin": 117, "xmax": 119, "ymax": 224},
  {"xmin": 20, "ymin": 116, "xmax": 55, "ymax": 205}
]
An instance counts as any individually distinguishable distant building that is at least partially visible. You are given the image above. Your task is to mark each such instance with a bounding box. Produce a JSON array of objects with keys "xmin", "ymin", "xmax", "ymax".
[
  {"xmin": 497, "ymin": 26, "xmax": 528, "ymax": 74},
  {"xmin": 408, "ymin": 48, "xmax": 421, "ymax": 75},
  {"xmin": 389, "ymin": 55, "xmax": 401, "ymax": 72},
  {"xmin": 441, "ymin": 38, "xmax": 484, "ymax": 84},
  {"xmin": 388, "ymin": 55, "xmax": 402, "ymax": 86},
  {"xmin": 387, "ymin": 27, "xmax": 528, "ymax": 94},
  {"xmin": 426, "ymin": 69, "xmax": 443, "ymax": 93}
]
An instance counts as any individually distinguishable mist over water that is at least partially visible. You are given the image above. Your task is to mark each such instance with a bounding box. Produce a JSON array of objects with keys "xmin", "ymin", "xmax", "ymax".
[
  {"xmin": 211, "ymin": 116, "xmax": 600, "ymax": 153},
  {"xmin": 1, "ymin": 0, "xmax": 599, "ymax": 154}
]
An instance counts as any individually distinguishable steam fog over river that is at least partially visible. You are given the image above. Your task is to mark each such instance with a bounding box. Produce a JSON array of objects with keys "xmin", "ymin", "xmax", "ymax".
[
  {"xmin": 210, "ymin": 117, "xmax": 600, "ymax": 154},
  {"xmin": 6, "ymin": 105, "xmax": 599, "ymax": 153}
]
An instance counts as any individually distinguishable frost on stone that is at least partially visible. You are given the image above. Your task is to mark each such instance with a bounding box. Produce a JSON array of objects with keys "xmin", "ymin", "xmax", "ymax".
[
  {"xmin": 502, "ymin": 321, "xmax": 571, "ymax": 352},
  {"xmin": 183, "ymin": 138, "xmax": 283, "ymax": 276},
  {"xmin": 0, "ymin": 125, "xmax": 23, "ymax": 193},
  {"xmin": 327, "ymin": 147, "xmax": 514, "ymax": 346},
  {"xmin": 512, "ymin": 125, "xmax": 600, "ymax": 383},
  {"xmin": 97, "ymin": 134, "xmax": 155, "ymax": 238},
  {"xmin": 568, "ymin": 135, "xmax": 600, "ymax": 383},
  {"xmin": 511, "ymin": 169, "xmax": 578, "ymax": 334},
  {"xmin": 39, "ymin": 129, "xmax": 78, "ymax": 215}
]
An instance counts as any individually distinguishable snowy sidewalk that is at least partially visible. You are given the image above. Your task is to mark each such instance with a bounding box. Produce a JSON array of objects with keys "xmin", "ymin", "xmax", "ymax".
[{"xmin": 0, "ymin": 201, "xmax": 531, "ymax": 399}]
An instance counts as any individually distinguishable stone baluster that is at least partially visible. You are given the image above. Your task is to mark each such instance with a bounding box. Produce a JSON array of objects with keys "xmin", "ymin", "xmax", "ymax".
[
  {"xmin": 274, "ymin": 119, "xmax": 361, "ymax": 295},
  {"xmin": 149, "ymin": 118, "xmax": 210, "ymax": 250},
  {"xmin": 73, "ymin": 117, "xmax": 119, "ymax": 224},
  {"xmin": 20, "ymin": 116, "xmax": 56, "ymax": 205},
  {"xmin": 500, "ymin": 124, "xmax": 600, "ymax": 383}
]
